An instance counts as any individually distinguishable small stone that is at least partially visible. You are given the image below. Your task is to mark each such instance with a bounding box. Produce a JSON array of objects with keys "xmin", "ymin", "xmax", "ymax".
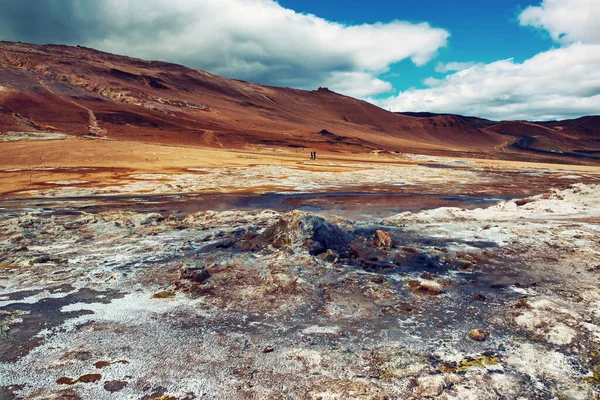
[
  {"xmin": 57, "ymin": 377, "xmax": 76, "ymax": 385},
  {"xmin": 323, "ymin": 249, "xmax": 339, "ymax": 263},
  {"xmin": 151, "ymin": 289, "xmax": 176, "ymax": 299},
  {"xmin": 469, "ymin": 329, "xmax": 490, "ymax": 341},
  {"xmin": 104, "ymin": 380, "xmax": 128, "ymax": 393},
  {"xmin": 76, "ymin": 373, "xmax": 102, "ymax": 383},
  {"xmin": 374, "ymin": 230, "xmax": 394, "ymax": 250},
  {"xmin": 263, "ymin": 346, "xmax": 274, "ymax": 353},
  {"xmin": 587, "ymin": 264, "xmax": 600, "ymax": 272},
  {"xmin": 420, "ymin": 272, "xmax": 436, "ymax": 280},
  {"xmin": 408, "ymin": 280, "xmax": 442, "ymax": 295},
  {"xmin": 350, "ymin": 237, "xmax": 387, "ymax": 263},
  {"xmin": 94, "ymin": 360, "xmax": 112, "ymax": 369},
  {"xmin": 180, "ymin": 265, "xmax": 211, "ymax": 283},
  {"xmin": 416, "ymin": 374, "xmax": 446, "ymax": 397}
]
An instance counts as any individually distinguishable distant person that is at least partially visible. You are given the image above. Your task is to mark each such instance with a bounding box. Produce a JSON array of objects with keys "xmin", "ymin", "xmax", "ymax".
[
  {"xmin": 314, "ymin": 151, "xmax": 317, "ymax": 160},
  {"xmin": 310, "ymin": 151, "xmax": 314, "ymax": 160}
]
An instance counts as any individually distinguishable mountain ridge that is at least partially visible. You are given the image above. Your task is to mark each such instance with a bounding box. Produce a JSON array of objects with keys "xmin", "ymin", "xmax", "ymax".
[{"xmin": 0, "ymin": 41, "xmax": 598, "ymax": 163}]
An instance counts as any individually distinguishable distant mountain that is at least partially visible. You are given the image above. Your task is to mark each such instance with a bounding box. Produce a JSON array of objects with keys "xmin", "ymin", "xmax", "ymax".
[
  {"xmin": 486, "ymin": 117, "xmax": 600, "ymax": 157},
  {"xmin": 0, "ymin": 42, "xmax": 598, "ymax": 163},
  {"xmin": 396, "ymin": 112, "xmax": 497, "ymax": 129},
  {"xmin": 398, "ymin": 111, "xmax": 600, "ymax": 160}
]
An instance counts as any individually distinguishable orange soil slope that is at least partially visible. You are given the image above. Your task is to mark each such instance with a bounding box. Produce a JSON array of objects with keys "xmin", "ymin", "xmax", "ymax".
[{"xmin": 0, "ymin": 42, "xmax": 506, "ymax": 154}]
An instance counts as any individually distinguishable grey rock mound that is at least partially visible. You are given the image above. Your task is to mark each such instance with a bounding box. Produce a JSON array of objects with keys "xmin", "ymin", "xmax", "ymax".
[{"xmin": 244, "ymin": 210, "xmax": 348, "ymax": 255}]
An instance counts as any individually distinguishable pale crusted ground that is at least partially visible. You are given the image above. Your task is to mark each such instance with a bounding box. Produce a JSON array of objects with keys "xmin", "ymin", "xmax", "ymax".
[
  {"xmin": 2, "ymin": 139, "xmax": 600, "ymax": 199},
  {"xmin": 0, "ymin": 132, "xmax": 75, "ymax": 142},
  {"xmin": 1, "ymin": 183, "xmax": 600, "ymax": 399}
]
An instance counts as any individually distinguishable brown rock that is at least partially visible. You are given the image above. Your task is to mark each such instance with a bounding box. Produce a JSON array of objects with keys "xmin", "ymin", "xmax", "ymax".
[
  {"xmin": 57, "ymin": 374, "xmax": 103, "ymax": 385},
  {"xmin": 469, "ymin": 329, "xmax": 489, "ymax": 341},
  {"xmin": 400, "ymin": 246, "xmax": 420, "ymax": 256},
  {"xmin": 104, "ymin": 380, "xmax": 128, "ymax": 393},
  {"xmin": 263, "ymin": 346, "xmax": 274, "ymax": 353},
  {"xmin": 374, "ymin": 230, "xmax": 394, "ymax": 250},
  {"xmin": 57, "ymin": 377, "xmax": 76, "ymax": 385},
  {"xmin": 94, "ymin": 360, "xmax": 112, "ymax": 369},
  {"xmin": 76, "ymin": 373, "xmax": 102, "ymax": 383},
  {"xmin": 350, "ymin": 237, "xmax": 387, "ymax": 263},
  {"xmin": 151, "ymin": 289, "xmax": 176, "ymax": 299},
  {"xmin": 407, "ymin": 280, "xmax": 442, "ymax": 295},
  {"xmin": 420, "ymin": 272, "xmax": 436, "ymax": 280}
]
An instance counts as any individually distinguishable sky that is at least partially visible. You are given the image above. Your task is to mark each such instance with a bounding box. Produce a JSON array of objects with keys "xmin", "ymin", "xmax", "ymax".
[{"xmin": 0, "ymin": 0, "xmax": 599, "ymax": 121}]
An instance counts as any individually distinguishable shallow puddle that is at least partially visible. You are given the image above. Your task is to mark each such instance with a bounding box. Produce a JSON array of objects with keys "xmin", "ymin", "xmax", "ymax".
[{"xmin": 0, "ymin": 191, "xmax": 515, "ymax": 221}]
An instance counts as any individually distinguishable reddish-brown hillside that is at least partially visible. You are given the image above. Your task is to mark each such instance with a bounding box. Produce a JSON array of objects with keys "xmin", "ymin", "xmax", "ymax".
[
  {"xmin": 541, "ymin": 116, "xmax": 600, "ymax": 139},
  {"xmin": 0, "ymin": 41, "xmax": 598, "ymax": 163},
  {"xmin": 0, "ymin": 41, "xmax": 507, "ymax": 154}
]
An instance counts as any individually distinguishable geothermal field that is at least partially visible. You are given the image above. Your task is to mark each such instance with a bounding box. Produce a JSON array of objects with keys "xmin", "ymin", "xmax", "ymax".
[
  {"xmin": 1, "ymin": 42, "xmax": 600, "ymax": 399},
  {"xmin": 2, "ymin": 144, "xmax": 600, "ymax": 399}
]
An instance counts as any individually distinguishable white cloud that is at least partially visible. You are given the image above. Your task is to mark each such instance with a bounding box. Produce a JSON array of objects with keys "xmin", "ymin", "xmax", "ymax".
[
  {"xmin": 374, "ymin": 43, "xmax": 600, "ymax": 120},
  {"xmin": 33, "ymin": 0, "xmax": 447, "ymax": 97},
  {"xmin": 519, "ymin": 0, "xmax": 600, "ymax": 44},
  {"xmin": 321, "ymin": 71, "xmax": 394, "ymax": 98},
  {"xmin": 434, "ymin": 61, "xmax": 476, "ymax": 73},
  {"xmin": 374, "ymin": 0, "xmax": 600, "ymax": 120}
]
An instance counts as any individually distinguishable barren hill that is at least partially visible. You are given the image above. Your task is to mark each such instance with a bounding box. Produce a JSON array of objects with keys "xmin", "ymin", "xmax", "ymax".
[
  {"xmin": 0, "ymin": 41, "xmax": 598, "ymax": 162},
  {"xmin": 0, "ymin": 42, "xmax": 501, "ymax": 153},
  {"xmin": 487, "ymin": 118, "xmax": 600, "ymax": 158}
]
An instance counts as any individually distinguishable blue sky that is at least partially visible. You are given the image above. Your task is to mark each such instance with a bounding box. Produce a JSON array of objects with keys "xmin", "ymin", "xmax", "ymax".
[
  {"xmin": 0, "ymin": 0, "xmax": 598, "ymax": 120},
  {"xmin": 278, "ymin": 0, "xmax": 554, "ymax": 95}
]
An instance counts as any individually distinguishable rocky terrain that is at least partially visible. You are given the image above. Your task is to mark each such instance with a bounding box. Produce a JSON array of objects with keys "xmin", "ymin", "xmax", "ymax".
[
  {"xmin": 1, "ymin": 40, "xmax": 600, "ymax": 400},
  {"xmin": 1, "ymin": 183, "xmax": 600, "ymax": 399}
]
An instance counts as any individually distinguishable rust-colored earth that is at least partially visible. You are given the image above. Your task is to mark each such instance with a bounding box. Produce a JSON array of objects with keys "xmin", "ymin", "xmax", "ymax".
[{"xmin": 0, "ymin": 41, "xmax": 599, "ymax": 184}]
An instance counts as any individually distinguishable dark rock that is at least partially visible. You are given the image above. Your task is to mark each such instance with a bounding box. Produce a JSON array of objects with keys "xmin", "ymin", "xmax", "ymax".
[
  {"xmin": 320, "ymin": 249, "xmax": 339, "ymax": 263},
  {"xmin": 33, "ymin": 255, "xmax": 65, "ymax": 264},
  {"xmin": 420, "ymin": 272, "xmax": 437, "ymax": 280},
  {"xmin": 473, "ymin": 294, "xmax": 487, "ymax": 302},
  {"xmin": 180, "ymin": 265, "xmax": 211, "ymax": 283},
  {"xmin": 263, "ymin": 346, "xmax": 274, "ymax": 353},
  {"xmin": 350, "ymin": 237, "xmax": 387, "ymax": 263},
  {"xmin": 94, "ymin": 360, "xmax": 112, "ymax": 369},
  {"xmin": 515, "ymin": 198, "xmax": 534, "ymax": 207},
  {"xmin": 237, "ymin": 232, "xmax": 260, "ymax": 251},
  {"xmin": 104, "ymin": 380, "xmax": 128, "ymax": 393},
  {"xmin": 399, "ymin": 246, "xmax": 420, "ymax": 256},
  {"xmin": 457, "ymin": 262, "xmax": 475, "ymax": 271},
  {"xmin": 248, "ymin": 211, "xmax": 347, "ymax": 255},
  {"xmin": 588, "ymin": 264, "xmax": 600, "ymax": 272},
  {"xmin": 366, "ymin": 275, "xmax": 385, "ymax": 284}
]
